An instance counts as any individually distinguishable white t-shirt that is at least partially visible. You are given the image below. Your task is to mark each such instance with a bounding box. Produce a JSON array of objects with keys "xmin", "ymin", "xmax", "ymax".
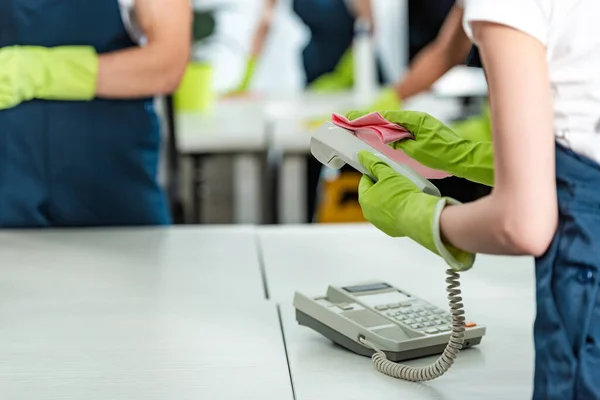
[{"xmin": 458, "ymin": 0, "xmax": 600, "ymax": 164}]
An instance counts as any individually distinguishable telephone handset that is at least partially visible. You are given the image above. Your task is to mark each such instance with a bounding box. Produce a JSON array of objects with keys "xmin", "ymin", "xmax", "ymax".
[
  {"xmin": 293, "ymin": 277, "xmax": 486, "ymax": 381},
  {"xmin": 297, "ymin": 123, "xmax": 485, "ymax": 381}
]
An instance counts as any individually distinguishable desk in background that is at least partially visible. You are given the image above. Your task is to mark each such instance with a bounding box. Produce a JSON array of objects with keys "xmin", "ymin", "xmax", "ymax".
[
  {"xmin": 176, "ymin": 98, "xmax": 269, "ymax": 224},
  {"xmin": 258, "ymin": 224, "xmax": 535, "ymax": 400},
  {"xmin": 0, "ymin": 227, "xmax": 294, "ymax": 400}
]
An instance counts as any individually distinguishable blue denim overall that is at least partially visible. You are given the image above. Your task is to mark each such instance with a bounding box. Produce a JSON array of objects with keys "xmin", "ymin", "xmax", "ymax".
[
  {"xmin": 0, "ymin": 0, "xmax": 170, "ymax": 227},
  {"xmin": 533, "ymin": 143, "xmax": 600, "ymax": 399}
]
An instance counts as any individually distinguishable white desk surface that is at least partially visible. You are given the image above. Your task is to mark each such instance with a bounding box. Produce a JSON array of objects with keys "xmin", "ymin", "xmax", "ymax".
[
  {"xmin": 0, "ymin": 226, "xmax": 294, "ymax": 400},
  {"xmin": 432, "ymin": 66, "xmax": 488, "ymax": 98},
  {"xmin": 0, "ymin": 226, "xmax": 265, "ymax": 301},
  {"xmin": 176, "ymin": 98, "xmax": 267, "ymax": 154},
  {"xmin": 0, "ymin": 298, "xmax": 293, "ymax": 400},
  {"xmin": 258, "ymin": 224, "xmax": 536, "ymax": 399}
]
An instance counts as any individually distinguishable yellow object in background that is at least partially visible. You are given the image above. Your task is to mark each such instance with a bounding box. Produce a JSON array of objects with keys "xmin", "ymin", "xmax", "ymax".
[
  {"xmin": 174, "ymin": 62, "xmax": 214, "ymax": 114},
  {"xmin": 315, "ymin": 172, "xmax": 365, "ymax": 223},
  {"xmin": 303, "ymin": 117, "xmax": 329, "ymax": 131}
]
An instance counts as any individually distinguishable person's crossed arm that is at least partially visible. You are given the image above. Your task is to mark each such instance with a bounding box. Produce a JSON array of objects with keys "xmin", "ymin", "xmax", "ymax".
[
  {"xmin": 0, "ymin": 0, "xmax": 192, "ymax": 110},
  {"xmin": 97, "ymin": 0, "xmax": 192, "ymax": 97}
]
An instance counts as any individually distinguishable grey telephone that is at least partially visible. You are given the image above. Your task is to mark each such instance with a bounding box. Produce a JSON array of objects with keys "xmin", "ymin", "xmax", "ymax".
[
  {"xmin": 293, "ymin": 276, "xmax": 485, "ymax": 381},
  {"xmin": 299, "ymin": 122, "xmax": 484, "ymax": 381}
]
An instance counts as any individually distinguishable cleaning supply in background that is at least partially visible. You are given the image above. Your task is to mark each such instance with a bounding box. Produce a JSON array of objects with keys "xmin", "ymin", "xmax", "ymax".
[
  {"xmin": 352, "ymin": 18, "xmax": 378, "ymax": 108},
  {"xmin": 331, "ymin": 112, "xmax": 451, "ymax": 179},
  {"xmin": 174, "ymin": 62, "xmax": 214, "ymax": 114},
  {"xmin": 315, "ymin": 171, "xmax": 365, "ymax": 224}
]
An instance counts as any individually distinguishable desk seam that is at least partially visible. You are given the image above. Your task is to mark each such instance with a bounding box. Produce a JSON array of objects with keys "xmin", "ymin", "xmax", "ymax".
[
  {"xmin": 277, "ymin": 304, "xmax": 297, "ymax": 400},
  {"xmin": 255, "ymin": 233, "xmax": 270, "ymax": 300}
]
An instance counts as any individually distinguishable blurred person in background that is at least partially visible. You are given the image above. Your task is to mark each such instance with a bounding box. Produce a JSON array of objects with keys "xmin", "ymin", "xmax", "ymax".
[
  {"xmin": 228, "ymin": 0, "xmax": 380, "ymax": 222},
  {"xmin": 367, "ymin": 0, "xmax": 491, "ymax": 203},
  {"xmin": 0, "ymin": 0, "xmax": 191, "ymax": 227},
  {"xmin": 231, "ymin": 0, "xmax": 378, "ymax": 94}
]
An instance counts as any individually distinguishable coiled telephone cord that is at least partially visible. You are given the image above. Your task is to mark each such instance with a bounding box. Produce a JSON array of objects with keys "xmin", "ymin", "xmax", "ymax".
[{"xmin": 359, "ymin": 269, "xmax": 465, "ymax": 382}]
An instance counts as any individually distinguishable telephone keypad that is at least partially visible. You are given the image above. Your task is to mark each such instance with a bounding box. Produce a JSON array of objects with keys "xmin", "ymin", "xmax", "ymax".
[{"xmin": 375, "ymin": 300, "xmax": 460, "ymax": 335}]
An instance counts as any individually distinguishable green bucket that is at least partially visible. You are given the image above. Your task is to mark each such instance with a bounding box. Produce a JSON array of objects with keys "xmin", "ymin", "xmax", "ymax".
[{"xmin": 174, "ymin": 62, "xmax": 214, "ymax": 113}]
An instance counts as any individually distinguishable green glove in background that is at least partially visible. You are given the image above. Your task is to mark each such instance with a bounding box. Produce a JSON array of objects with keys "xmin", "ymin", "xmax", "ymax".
[
  {"xmin": 365, "ymin": 86, "xmax": 402, "ymax": 112},
  {"xmin": 450, "ymin": 102, "xmax": 491, "ymax": 142},
  {"xmin": 308, "ymin": 48, "xmax": 354, "ymax": 92},
  {"xmin": 230, "ymin": 57, "xmax": 257, "ymax": 94},
  {"xmin": 0, "ymin": 46, "xmax": 98, "ymax": 110},
  {"xmin": 347, "ymin": 110, "xmax": 494, "ymax": 187},
  {"xmin": 358, "ymin": 151, "xmax": 474, "ymax": 272}
]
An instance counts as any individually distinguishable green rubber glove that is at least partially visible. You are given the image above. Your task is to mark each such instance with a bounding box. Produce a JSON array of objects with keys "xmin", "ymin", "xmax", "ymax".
[
  {"xmin": 347, "ymin": 110, "xmax": 494, "ymax": 187},
  {"xmin": 237, "ymin": 57, "xmax": 257, "ymax": 92},
  {"xmin": 358, "ymin": 151, "xmax": 475, "ymax": 272},
  {"xmin": 366, "ymin": 86, "xmax": 402, "ymax": 111},
  {"xmin": 0, "ymin": 46, "xmax": 98, "ymax": 110},
  {"xmin": 309, "ymin": 48, "xmax": 354, "ymax": 92}
]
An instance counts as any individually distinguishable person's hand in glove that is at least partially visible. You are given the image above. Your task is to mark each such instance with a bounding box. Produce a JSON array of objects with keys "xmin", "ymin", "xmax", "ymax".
[
  {"xmin": 224, "ymin": 57, "xmax": 257, "ymax": 97},
  {"xmin": 308, "ymin": 48, "xmax": 354, "ymax": 92},
  {"xmin": 347, "ymin": 110, "xmax": 494, "ymax": 186},
  {"xmin": 0, "ymin": 46, "xmax": 98, "ymax": 110},
  {"xmin": 365, "ymin": 86, "xmax": 403, "ymax": 112},
  {"xmin": 358, "ymin": 151, "xmax": 474, "ymax": 271}
]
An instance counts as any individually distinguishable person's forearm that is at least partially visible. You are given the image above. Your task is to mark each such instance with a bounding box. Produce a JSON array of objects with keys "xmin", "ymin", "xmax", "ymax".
[
  {"xmin": 439, "ymin": 193, "xmax": 555, "ymax": 257},
  {"xmin": 250, "ymin": 19, "xmax": 270, "ymax": 58},
  {"xmin": 250, "ymin": 0, "xmax": 277, "ymax": 58},
  {"xmin": 392, "ymin": 5, "xmax": 471, "ymax": 101},
  {"xmin": 350, "ymin": 0, "xmax": 374, "ymax": 28},
  {"xmin": 392, "ymin": 43, "xmax": 457, "ymax": 101},
  {"xmin": 439, "ymin": 196, "xmax": 521, "ymax": 255},
  {"xmin": 96, "ymin": 45, "xmax": 187, "ymax": 98},
  {"xmin": 95, "ymin": 0, "xmax": 191, "ymax": 98}
]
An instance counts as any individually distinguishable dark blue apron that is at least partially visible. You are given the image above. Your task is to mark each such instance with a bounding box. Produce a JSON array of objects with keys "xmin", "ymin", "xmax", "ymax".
[
  {"xmin": 466, "ymin": 46, "xmax": 483, "ymax": 68},
  {"xmin": 408, "ymin": 0, "xmax": 455, "ymax": 60},
  {"xmin": 0, "ymin": 0, "xmax": 170, "ymax": 227},
  {"xmin": 533, "ymin": 144, "xmax": 600, "ymax": 399},
  {"xmin": 292, "ymin": 0, "xmax": 356, "ymax": 85}
]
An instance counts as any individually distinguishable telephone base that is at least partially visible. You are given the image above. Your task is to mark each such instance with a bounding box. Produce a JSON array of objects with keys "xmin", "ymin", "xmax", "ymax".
[{"xmin": 296, "ymin": 310, "xmax": 482, "ymax": 362}]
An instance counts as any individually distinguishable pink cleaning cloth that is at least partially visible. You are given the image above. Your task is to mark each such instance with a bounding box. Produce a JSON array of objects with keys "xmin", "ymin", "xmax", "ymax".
[{"xmin": 330, "ymin": 112, "xmax": 451, "ymax": 179}]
